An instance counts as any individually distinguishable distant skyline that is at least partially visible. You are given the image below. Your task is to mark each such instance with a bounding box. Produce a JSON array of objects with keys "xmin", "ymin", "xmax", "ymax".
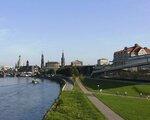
[{"xmin": 0, "ymin": 0, "xmax": 150, "ymax": 66}]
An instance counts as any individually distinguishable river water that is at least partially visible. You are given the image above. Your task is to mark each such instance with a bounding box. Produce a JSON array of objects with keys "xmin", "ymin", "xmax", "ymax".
[{"xmin": 0, "ymin": 77, "xmax": 60, "ymax": 120}]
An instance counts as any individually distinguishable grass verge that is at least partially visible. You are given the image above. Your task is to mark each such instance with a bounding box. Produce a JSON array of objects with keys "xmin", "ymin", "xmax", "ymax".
[
  {"xmin": 82, "ymin": 78, "xmax": 150, "ymax": 97},
  {"xmin": 81, "ymin": 77, "xmax": 150, "ymax": 120},
  {"xmin": 45, "ymin": 82, "xmax": 105, "ymax": 120},
  {"xmin": 96, "ymin": 94, "xmax": 150, "ymax": 120}
]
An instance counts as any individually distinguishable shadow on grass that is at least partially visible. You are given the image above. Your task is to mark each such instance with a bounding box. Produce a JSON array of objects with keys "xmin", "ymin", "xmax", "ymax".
[{"xmin": 82, "ymin": 78, "xmax": 141, "ymax": 90}]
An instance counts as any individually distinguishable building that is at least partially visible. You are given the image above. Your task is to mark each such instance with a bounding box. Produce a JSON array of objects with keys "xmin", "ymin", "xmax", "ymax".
[
  {"xmin": 113, "ymin": 44, "xmax": 150, "ymax": 66},
  {"xmin": 1, "ymin": 66, "xmax": 11, "ymax": 71},
  {"xmin": 45, "ymin": 61, "xmax": 60, "ymax": 71},
  {"xmin": 113, "ymin": 44, "xmax": 150, "ymax": 71},
  {"xmin": 41, "ymin": 54, "xmax": 44, "ymax": 69},
  {"xmin": 18, "ymin": 55, "xmax": 21, "ymax": 68},
  {"xmin": 61, "ymin": 51, "xmax": 65, "ymax": 67},
  {"xmin": 71, "ymin": 60, "xmax": 83, "ymax": 66},
  {"xmin": 26, "ymin": 60, "xmax": 29, "ymax": 67},
  {"xmin": 18, "ymin": 66, "xmax": 39, "ymax": 76},
  {"xmin": 15, "ymin": 55, "xmax": 21, "ymax": 68},
  {"xmin": 97, "ymin": 58, "xmax": 109, "ymax": 66},
  {"xmin": 18, "ymin": 60, "xmax": 40, "ymax": 76}
]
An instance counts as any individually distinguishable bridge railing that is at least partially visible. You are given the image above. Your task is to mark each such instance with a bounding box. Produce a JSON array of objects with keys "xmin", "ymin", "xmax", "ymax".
[{"xmin": 93, "ymin": 55, "xmax": 150, "ymax": 74}]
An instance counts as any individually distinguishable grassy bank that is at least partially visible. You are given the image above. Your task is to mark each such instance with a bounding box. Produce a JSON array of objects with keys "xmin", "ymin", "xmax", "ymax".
[
  {"xmin": 82, "ymin": 78, "xmax": 150, "ymax": 97},
  {"xmin": 45, "ymin": 83, "xmax": 105, "ymax": 120},
  {"xmin": 96, "ymin": 94, "xmax": 150, "ymax": 120},
  {"xmin": 81, "ymin": 77, "xmax": 150, "ymax": 120}
]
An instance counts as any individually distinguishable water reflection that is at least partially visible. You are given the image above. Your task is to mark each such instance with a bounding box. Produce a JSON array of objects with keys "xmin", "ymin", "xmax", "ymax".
[{"xmin": 0, "ymin": 77, "xmax": 60, "ymax": 120}]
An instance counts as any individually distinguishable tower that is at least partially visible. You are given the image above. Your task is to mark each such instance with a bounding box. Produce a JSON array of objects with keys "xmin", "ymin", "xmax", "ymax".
[
  {"xmin": 26, "ymin": 60, "xmax": 29, "ymax": 67},
  {"xmin": 61, "ymin": 51, "xmax": 65, "ymax": 67},
  {"xmin": 17, "ymin": 55, "xmax": 21, "ymax": 68},
  {"xmin": 41, "ymin": 54, "xmax": 44, "ymax": 69}
]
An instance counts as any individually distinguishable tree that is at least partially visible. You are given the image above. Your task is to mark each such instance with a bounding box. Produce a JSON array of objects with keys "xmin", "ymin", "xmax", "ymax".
[
  {"xmin": 46, "ymin": 69, "xmax": 55, "ymax": 75},
  {"xmin": 71, "ymin": 66, "xmax": 79, "ymax": 77}
]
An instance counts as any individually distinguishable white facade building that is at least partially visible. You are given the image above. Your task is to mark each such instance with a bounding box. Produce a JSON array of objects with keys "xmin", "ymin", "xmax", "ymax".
[
  {"xmin": 71, "ymin": 60, "xmax": 83, "ymax": 66},
  {"xmin": 97, "ymin": 58, "xmax": 109, "ymax": 66}
]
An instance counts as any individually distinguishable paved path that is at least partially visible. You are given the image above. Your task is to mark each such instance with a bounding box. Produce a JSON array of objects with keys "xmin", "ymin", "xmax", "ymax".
[
  {"xmin": 76, "ymin": 80, "xmax": 124, "ymax": 120},
  {"xmin": 62, "ymin": 79, "xmax": 74, "ymax": 91},
  {"xmin": 53, "ymin": 75, "xmax": 74, "ymax": 91}
]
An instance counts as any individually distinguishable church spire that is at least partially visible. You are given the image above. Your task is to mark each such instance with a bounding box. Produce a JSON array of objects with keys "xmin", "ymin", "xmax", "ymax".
[
  {"xmin": 61, "ymin": 51, "xmax": 65, "ymax": 67},
  {"xmin": 17, "ymin": 55, "xmax": 21, "ymax": 68},
  {"xmin": 26, "ymin": 60, "xmax": 29, "ymax": 67},
  {"xmin": 41, "ymin": 54, "xmax": 44, "ymax": 69}
]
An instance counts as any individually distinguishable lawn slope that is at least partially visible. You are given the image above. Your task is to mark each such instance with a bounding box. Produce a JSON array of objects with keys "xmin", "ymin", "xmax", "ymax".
[
  {"xmin": 97, "ymin": 94, "xmax": 150, "ymax": 120},
  {"xmin": 45, "ymin": 83, "xmax": 105, "ymax": 120}
]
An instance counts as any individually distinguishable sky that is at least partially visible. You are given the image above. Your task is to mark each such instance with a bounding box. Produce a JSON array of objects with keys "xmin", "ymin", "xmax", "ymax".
[{"xmin": 0, "ymin": 0, "xmax": 150, "ymax": 66}]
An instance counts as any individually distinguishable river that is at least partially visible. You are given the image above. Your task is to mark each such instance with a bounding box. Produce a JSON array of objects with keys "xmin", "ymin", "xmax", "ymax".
[{"xmin": 0, "ymin": 77, "xmax": 60, "ymax": 120}]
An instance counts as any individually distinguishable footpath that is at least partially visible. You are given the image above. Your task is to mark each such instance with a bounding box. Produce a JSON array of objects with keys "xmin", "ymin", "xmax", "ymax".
[
  {"xmin": 62, "ymin": 78, "xmax": 74, "ymax": 91},
  {"xmin": 76, "ymin": 80, "xmax": 124, "ymax": 120}
]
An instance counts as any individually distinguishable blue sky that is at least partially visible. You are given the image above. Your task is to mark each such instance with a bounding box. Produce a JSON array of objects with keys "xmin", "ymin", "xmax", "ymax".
[{"xmin": 0, "ymin": 0, "xmax": 150, "ymax": 66}]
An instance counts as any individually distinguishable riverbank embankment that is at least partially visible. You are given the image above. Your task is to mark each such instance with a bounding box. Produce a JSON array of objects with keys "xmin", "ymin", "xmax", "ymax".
[{"xmin": 42, "ymin": 75, "xmax": 74, "ymax": 120}]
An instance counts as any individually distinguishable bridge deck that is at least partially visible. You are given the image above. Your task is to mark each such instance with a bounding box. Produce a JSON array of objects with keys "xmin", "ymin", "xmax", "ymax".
[{"xmin": 92, "ymin": 55, "xmax": 150, "ymax": 75}]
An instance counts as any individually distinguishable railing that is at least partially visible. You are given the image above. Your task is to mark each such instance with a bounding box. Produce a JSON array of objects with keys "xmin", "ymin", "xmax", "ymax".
[{"xmin": 92, "ymin": 55, "xmax": 150, "ymax": 75}]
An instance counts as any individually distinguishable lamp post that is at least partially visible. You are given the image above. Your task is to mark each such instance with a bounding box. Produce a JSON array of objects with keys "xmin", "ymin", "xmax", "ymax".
[
  {"xmin": 97, "ymin": 84, "xmax": 100, "ymax": 90},
  {"xmin": 97, "ymin": 84, "xmax": 103, "ymax": 93}
]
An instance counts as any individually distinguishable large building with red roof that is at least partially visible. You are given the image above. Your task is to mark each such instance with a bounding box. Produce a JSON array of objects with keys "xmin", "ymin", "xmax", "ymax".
[{"xmin": 113, "ymin": 44, "xmax": 150, "ymax": 66}]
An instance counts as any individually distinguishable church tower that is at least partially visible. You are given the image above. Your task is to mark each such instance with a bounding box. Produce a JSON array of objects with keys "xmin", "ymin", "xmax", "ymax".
[
  {"xmin": 17, "ymin": 55, "xmax": 21, "ymax": 68},
  {"xmin": 41, "ymin": 54, "xmax": 44, "ymax": 69},
  {"xmin": 61, "ymin": 51, "xmax": 65, "ymax": 67},
  {"xmin": 26, "ymin": 60, "xmax": 29, "ymax": 67}
]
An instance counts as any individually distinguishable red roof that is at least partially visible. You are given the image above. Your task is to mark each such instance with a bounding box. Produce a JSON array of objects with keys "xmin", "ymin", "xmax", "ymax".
[
  {"xmin": 144, "ymin": 48, "xmax": 150, "ymax": 54},
  {"xmin": 114, "ymin": 46, "xmax": 135, "ymax": 54},
  {"xmin": 114, "ymin": 44, "xmax": 150, "ymax": 55},
  {"xmin": 131, "ymin": 46, "xmax": 141, "ymax": 53}
]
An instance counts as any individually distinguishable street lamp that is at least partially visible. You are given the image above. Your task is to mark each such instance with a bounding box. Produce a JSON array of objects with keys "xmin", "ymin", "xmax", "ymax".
[
  {"xmin": 97, "ymin": 84, "xmax": 100, "ymax": 90},
  {"xmin": 97, "ymin": 84, "xmax": 103, "ymax": 93}
]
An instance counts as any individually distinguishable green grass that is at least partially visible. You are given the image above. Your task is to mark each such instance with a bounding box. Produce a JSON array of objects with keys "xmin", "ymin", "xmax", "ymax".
[
  {"xmin": 82, "ymin": 78, "xmax": 150, "ymax": 97},
  {"xmin": 82, "ymin": 77, "xmax": 150, "ymax": 120},
  {"xmin": 96, "ymin": 94, "xmax": 150, "ymax": 120},
  {"xmin": 45, "ymin": 83, "xmax": 105, "ymax": 120}
]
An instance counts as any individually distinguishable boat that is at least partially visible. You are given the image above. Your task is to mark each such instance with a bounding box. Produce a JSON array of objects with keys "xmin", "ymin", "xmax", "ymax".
[{"xmin": 32, "ymin": 79, "xmax": 39, "ymax": 84}]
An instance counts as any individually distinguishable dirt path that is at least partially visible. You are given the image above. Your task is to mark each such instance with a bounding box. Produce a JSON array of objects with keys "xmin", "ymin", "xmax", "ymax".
[{"xmin": 76, "ymin": 80, "xmax": 124, "ymax": 120}]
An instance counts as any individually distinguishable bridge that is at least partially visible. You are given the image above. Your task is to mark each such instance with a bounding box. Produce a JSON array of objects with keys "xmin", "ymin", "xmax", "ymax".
[{"xmin": 91, "ymin": 54, "xmax": 150, "ymax": 77}]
